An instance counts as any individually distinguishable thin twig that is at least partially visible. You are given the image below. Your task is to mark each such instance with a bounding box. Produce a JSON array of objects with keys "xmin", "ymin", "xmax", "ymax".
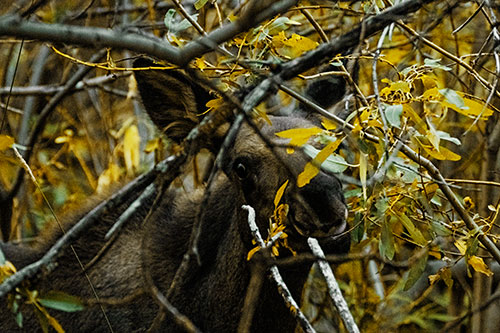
[
  {"xmin": 242, "ymin": 205, "xmax": 316, "ymax": 333},
  {"xmin": 0, "ymin": 72, "xmax": 130, "ymax": 96}
]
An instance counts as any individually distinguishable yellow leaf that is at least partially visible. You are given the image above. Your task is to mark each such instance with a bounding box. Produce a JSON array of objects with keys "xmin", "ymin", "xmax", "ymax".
[
  {"xmin": 439, "ymin": 91, "xmax": 494, "ymax": 120},
  {"xmin": 428, "ymin": 272, "xmax": 440, "ymax": 285},
  {"xmin": 422, "ymin": 144, "xmax": 461, "ymax": 161},
  {"xmin": 403, "ymin": 104, "xmax": 427, "ymax": 132},
  {"xmin": 297, "ymin": 139, "xmax": 341, "ymax": 187},
  {"xmin": 463, "ymin": 196, "xmax": 475, "ymax": 210},
  {"xmin": 0, "ymin": 135, "xmax": 14, "ymax": 151},
  {"xmin": 297, "ymin": 162, "xmax": 319, "ymax": 188},
  {"xmin": 46, "ymin": 313, "xmax": 65, "ymax": 333},
  {"xmin": 145, "ymin": 137, "xmax": 162, "ymax": 153},
  {"xmin": 195, "ymin": 57, "xmax": 206, "ymax": 70},
  {"xmin": 272, "ymin": 32, "xmax": 318, "ymax": 58},
  {"xmin": 201, "ymin": 97, "xmax": 224, "ymax": 115},
  {"xmin": 468, "ymin": 255, "xmax": 493, "ymax": 276},
  {"xmin": 96, "ymin": 163, "xmax": 123, "ymax": 194},
  {"xmin": 321, "ymin": 118, "xmax": 337, "ymax": 130},
  {"xmin": 461, "ymin": 95, "xmax": 494, "ymax": 119},
  {"xmin": 169, "ymin": 35, "xmax": 183, "ymax": 47},
  {"xmin": 0, "ymin": 261, "xmax": 17, "ymax": 283},
  {"xmin": 274, "ymin": 180, "xmax": 289, "ymax": 207},
  {"xmin": 429, "ymin": 247, "xmax": 442, "ymax": 259},
  {"xmin": 124, "ymin": 125, "xmax": 140, "ymax": 176},
  {"xmin": 360, "ymin": 152, "xmax": 367, "ymax": 200},
  {"xmin": 254, "ymin": 103, "xmax": 272, "ymax": 126},
  {"xmin": 454, "ymin": 239, "xmax": 467, "ymax": 255},
  {"xmin": 247, "ymin": 246, "xmax": 261, "ymax": 261},
  {"xmin": 275, "ymin": 127, "xmax": 322, "ymax": 153},
  {"xmin": 381, "ymin": 79, "xmax": 410, "ymax": 97},
  {"xmin": 422, "ymin": 87, "xmax": 440, "ymax": 101},
  {"xmin": 421, "ymin": 74, "xmax": 437, "ymax": 89},
  {"xmin": 36, "ymin": 304, "xmax": 65, "ymax": 333}
]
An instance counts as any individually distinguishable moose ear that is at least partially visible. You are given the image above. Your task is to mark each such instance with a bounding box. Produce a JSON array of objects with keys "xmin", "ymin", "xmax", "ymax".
[
  {"xmin": 133, "ymin": 58, "xmax": 213, "ymax": 143},
  {"xmin": 304, "ymin": 64, "xmax": 347, "ymax": 110}
]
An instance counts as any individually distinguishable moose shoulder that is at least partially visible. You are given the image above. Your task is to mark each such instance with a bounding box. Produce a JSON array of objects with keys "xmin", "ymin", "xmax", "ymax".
[{"xmin": 0, "ymin": 58, "xmax": 350, "ymax": 332}]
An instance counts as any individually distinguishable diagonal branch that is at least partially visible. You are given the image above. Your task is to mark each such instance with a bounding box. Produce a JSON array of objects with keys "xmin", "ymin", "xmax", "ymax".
[{"xmin": 0, "ymin": 0, "xmax": 298, "ymax": 67}]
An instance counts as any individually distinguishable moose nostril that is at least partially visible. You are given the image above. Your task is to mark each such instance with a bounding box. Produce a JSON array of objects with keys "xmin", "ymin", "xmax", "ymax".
[{"xmin": 319, "ymin": 218, "xmax": 344, "ymax": 234}]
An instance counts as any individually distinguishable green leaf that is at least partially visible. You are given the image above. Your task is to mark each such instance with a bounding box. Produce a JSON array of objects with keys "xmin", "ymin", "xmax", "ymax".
[
  {"xmin": 426, "ymin": 117, "xmax": 440, "ymax": 151},
  {"xmin": 15, "ymin": 311, "xmax": 23, "ymax": 328},
  {"xmin": 177, "ymin": 15, "xmax": 198, "ymax": 31},
  {"xmin": 439, "ymin": 88, "xmax": 468, "ymax": 110},
  {"xmin": 375, "ymin": 197, "xmax": 389, "ymax": 216},
  {"xmin": 404, "ymin": 252, "xmax": 428, "ymax": 290},
  {"xmin": 163, "ymin": 9, "xmax": 176, "ymax": 30},
  {"xmin": 39, "ymin": 291, "xmax": 85, "ymax": 312},
  {"xmin": 302, "ymin": 144, "xmax": 349, "ymax": 173},
  {"xmin": 164, "ymin": 9, "xmax": 198, "ymax": 34},
  {"xmin": 351, "ymin": 213, "xmax": 364, "ymax": 243},
  {"xmin": 0, "ymin": 247, "xmax": 5, "ymax": 265},
  {"xmin": 398, "ymin": 214, "xmax": 427, "ymax": 246},
  {"xmin": 344, "ymin": 188, "xmax": 362, "ymax": 199},
  {"xmin": 424, "ymin": 58, "xmax": 452, "ymax": 71},
  {"xmin": 379, "ymin": 217, "xmax": 395, "ymax": 260},
  {"xmin": 430, "ymin": 220, "xmax": 451, "ymax": 237},
  {"xmin": 267, "ymin": 17, "xmax": 301, "ymax": 35},
  {"xmin": 427, "ymin": 313, "xmax": 457, "ymax": 322},
  {"xmin": 384, "ymin": 104, "xmax": 403, "ymax": 128},
  {"xmin": 436, "ymin": 130, "xmax": 461, "ymax": 145}
]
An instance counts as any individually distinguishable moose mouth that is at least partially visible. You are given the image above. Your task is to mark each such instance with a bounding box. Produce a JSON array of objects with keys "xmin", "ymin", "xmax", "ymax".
[{"xmin": 288, "ymin": 206, "xmax": 348, "ymax": 240}]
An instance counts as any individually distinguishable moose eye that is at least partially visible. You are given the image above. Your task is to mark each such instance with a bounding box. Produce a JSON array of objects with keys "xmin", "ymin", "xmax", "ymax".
[{"xmin": 234, "ymin": 162, "xmax": 248, "ymax": 179}]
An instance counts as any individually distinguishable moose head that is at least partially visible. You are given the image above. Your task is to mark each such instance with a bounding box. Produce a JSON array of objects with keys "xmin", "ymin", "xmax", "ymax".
[{"xmin": 134, "ymin": 57, "xmax": 349, "ymax": 252}]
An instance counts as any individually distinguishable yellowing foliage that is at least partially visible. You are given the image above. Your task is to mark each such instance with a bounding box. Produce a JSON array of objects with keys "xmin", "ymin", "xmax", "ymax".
[
  {"xmin": 297, "ymin": 139, "xmax": 342, "ymax": 187},
  {"xmin": 0, "ymin": 135, "xmax": 14, "ymax": 151},
  {"xmin": 123, "ymin": 125, "xmax": 141, "ymax": 177},
  {"xmin": 275, "ymin": 127, "xmax": 322, "ymax": 153},
  {"xmin": 272, "ymin": 32, "xmax": 318, "ymax": 58}
]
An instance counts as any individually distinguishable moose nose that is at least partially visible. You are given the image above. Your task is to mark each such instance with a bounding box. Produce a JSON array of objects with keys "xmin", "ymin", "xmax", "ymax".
[
  {"xmin": 319, "ymin": 209, "xmax": 348, "ymax": 235},
  {"xmin": 297, "ymin": 172, "xmax": 347, "ymax": 237}
]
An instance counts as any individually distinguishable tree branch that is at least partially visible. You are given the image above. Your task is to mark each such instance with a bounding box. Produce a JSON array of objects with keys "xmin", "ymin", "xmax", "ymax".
[
  {"xmin": 307, "ymin": 238, "xmax": 359, "ymax": 333},
  {"xmin": 0, "ymin": 0, "xmax": 298, "ymax": 67},
  {"xmin": 0, "ymin": 72, "xmax": 130, "ymax": 96},
  {"xmin": 242, "ymin": 204, "xmax": 316, "ymax": 333}
]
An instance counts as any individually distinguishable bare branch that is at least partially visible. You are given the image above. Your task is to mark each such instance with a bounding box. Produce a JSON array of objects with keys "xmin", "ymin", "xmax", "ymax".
[
  {"xmin": 0, "ymin": 0, "xmax": 298, "ymax": 67},
  {"xmin": 307, "ymin": 238, "xmax": 359, "ymax": 333},
  {"xmin": 242, "ymin": 205, "xmax": 316, "ymax": 333},
  {"xmin": 0, "ymin": 72, "xmax": 130, "ymax": 96}
]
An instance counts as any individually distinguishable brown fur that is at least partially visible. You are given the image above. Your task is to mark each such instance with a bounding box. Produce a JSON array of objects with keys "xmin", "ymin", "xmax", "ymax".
[{"xmin": 0, "ymin": 58, "xmax": 350, "ymax": 332}]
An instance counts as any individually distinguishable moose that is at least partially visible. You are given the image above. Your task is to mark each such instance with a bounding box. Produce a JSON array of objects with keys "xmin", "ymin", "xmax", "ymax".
[{"xmin": 0, "ymin": 58, "xmax": 350, "ymax": 332}]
